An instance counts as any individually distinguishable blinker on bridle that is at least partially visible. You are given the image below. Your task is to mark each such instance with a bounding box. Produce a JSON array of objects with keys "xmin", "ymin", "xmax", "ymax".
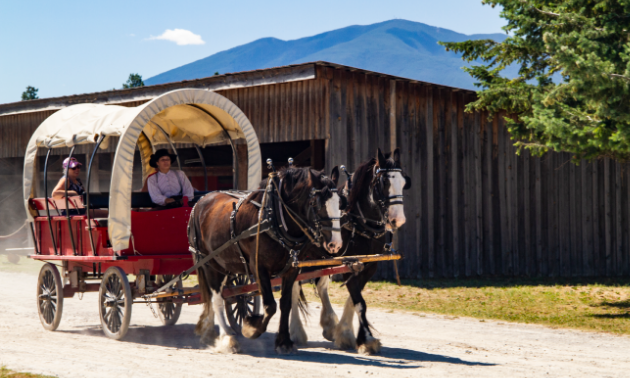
[{"xmin": 374, "ymin": 167, "xmax": 409, "ymax": 206}]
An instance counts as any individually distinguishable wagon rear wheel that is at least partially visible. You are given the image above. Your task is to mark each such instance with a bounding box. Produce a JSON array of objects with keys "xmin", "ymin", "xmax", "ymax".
[
  {"xmin": 225, "ymin": 274, "xmax": 261, "ymax": 335},
  {"xmin": 36, "ymin": 263, "xmax": 63, "ymax": 331},
  {"xmin": 99, "ymin": 267, "xmax": 132, "ymax": 340},
  {"xmin": 156, "ymin": 275, "xmax": 183, "ymax": 326}
]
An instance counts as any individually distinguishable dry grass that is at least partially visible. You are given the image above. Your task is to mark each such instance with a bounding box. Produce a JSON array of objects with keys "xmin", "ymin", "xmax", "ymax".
[
  {"xmin": 0, "ymin": 366, "xmax": 55, "ymax": 378},
  {"xmin": 5, "ymin": 256, "xmax": 629, "ymax": 335},
  {"xmin": 300, "ymin": 278, "xmax": 630, "ymax": 335}
]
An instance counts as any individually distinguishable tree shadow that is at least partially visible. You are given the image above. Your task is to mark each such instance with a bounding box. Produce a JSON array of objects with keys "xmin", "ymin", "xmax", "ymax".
[{"xmin": 60, "ymin": 324, "xmax": 495, "ymax": 369}]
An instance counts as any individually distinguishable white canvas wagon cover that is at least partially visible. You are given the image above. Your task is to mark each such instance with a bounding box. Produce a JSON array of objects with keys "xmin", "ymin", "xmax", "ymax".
[{"xmin": 23, "ymin": 88, "xmax": 262, "ymax": 251}]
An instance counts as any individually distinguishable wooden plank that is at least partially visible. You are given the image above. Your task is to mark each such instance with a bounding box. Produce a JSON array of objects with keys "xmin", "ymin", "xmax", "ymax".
[
  {"xmin": 604, "ymin": 158, "xmax": 612, "ymax": 276},
  {"xmin": 434, "ymin": 89, "xmax": 448, "ymax": 277},
  {"xmin": 616, "ymin": 162, "xmax": 623, "ymax": 276},
  {"xmin": 450, "ymin": 92, "xmax": 460, "ymax": 277},
  {"xmin": 535, "ymin": 155, "xmax": 543, "ymax": 277},
  {"xmin": 474, "ymin": 111, "xmax": 483, "ymax": 276},
  {"xmin": 427, "ymin": 86, "xmax": 435, "ymax": 278},
  {"xmin": 593, "ymin": 159, "xmax": 602, "ymax": 275},
  {"xmin": 569, "ymin": 160, "xmax": 577, "ymax": 276},
  {"xmin": 524, "ymin": 150, "xmax": 531, "ymax": 276},
  {"xmin": 582, "ymin": 161, "xmax": 593, "ymax": 276},
  {"xmin": 483, "ymin": 111, "xmax": 495, "ymax": 275}
]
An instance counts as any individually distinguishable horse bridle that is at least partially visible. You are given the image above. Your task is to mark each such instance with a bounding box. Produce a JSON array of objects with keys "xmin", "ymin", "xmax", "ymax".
[
  {"xmin": 308, "ymin": 186, "xmax": 343, "ymax": 240},
  {"xmin": 273, "ymin": 176, "xmax": 341, "ymax": 249},
  {"xmin": 372, "ymin": 167, "xmax": 406, "ymax": 207}
]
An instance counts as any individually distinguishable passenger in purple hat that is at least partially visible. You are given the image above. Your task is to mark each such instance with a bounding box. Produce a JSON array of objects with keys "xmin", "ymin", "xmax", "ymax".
[{"xmin": 52, "ymin": 157, "xmax": 85, "ymax": 200}]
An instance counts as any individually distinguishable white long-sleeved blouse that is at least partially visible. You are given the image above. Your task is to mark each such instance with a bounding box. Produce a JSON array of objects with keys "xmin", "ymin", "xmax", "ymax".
[{"xmin": 146, "ymin": 170, "xmax": 194, "ymax": 206}]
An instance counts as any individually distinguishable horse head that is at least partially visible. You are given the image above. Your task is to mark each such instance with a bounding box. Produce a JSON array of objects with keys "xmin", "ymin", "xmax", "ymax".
[
  {"xmin": 280, "ymin": 166, "xmax": 343, "ymax": 254},
  {"xmin": 373, "ymin": 147, "xmax": 409, "ymax": 230}
]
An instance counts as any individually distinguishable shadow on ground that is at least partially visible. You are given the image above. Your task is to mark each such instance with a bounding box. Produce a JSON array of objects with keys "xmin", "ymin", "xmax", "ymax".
[{"xmin": 59, "ymin": 323, "xmax": 495, "ymax": 369}]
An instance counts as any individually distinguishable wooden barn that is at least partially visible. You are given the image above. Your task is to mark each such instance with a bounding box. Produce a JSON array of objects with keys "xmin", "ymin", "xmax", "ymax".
[{"xmin": 1, "ymin": 61, "xmax": 629, "ymax": 279}]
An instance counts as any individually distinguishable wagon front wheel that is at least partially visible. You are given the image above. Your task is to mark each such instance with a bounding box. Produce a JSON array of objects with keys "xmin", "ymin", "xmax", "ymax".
[
  {"xmin": 37, "ymin": 263, "xmax": 64, "ymax": 331},
  {"xmin": 156, "ymin": 275, "xmax": 182, "ymax": 326},
  {"xmin": 225, "ymin": 274, "xmax": 261, "ymax": 335},
  {"xmin": 99, "ymin": 267, "xmax": 132, "ymax": 340}
]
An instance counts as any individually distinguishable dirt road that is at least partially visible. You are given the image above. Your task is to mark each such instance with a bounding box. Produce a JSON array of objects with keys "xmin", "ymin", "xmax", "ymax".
[{"xmin": 1, "ymin": 269, "xmax": 629, "ymax": 378}]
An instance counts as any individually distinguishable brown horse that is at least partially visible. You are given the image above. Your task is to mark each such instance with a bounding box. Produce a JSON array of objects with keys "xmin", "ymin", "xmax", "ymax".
[
  {"xmin": 188, "ymin": 166, "xmax": 343, "ymax": 353},
  {"xmin": 290, "ymin": 148, "xmax": 410, "ymax": 354}
]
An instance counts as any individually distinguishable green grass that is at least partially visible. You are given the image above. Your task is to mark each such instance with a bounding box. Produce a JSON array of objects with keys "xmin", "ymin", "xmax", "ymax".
[
  {"xmin": 301, "ymin": 278, "xmax": 630, "ymax": 335},
  {"xmin": 0, "ymin": 366, "xmax": 56, "ymax": 378}
]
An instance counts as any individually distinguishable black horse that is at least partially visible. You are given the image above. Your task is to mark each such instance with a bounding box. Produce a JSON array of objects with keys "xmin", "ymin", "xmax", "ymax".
[
  {"xmin": 290, "ymin": 148, "xmax": 410, "ymax": 354},
  {"xmin": 188, "ymin": 166, "xmax": 343, "ymax": 353}
]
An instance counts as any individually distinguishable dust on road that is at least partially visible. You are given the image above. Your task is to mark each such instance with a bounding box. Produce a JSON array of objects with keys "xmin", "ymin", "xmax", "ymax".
[{"xmin": 1, "ymin": 269, "xmax": 629, "ymax": 378}]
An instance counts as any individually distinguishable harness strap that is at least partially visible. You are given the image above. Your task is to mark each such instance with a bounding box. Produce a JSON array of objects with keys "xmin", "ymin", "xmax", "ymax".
[
  {"xmin": 148, "ymin": 219, "xmax": 271, "ymax": 298},
  {"xmin": 230, "ymin": 197, "xmax": 251, "ymax": 278}
]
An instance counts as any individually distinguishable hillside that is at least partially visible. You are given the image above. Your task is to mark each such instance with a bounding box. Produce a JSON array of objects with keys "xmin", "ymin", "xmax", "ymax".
[{"xmin": 145, "ymin": 19, "xmax": 509, "ymax": 90}]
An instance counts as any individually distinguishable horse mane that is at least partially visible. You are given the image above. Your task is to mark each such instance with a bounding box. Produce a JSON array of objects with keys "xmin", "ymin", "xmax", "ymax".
[
  {"xmin": 256, "ymin": 166, "xmax": 335, "ymax": 208},
  {"xmin": 347, "ymin": 153, "xmax": 398, "ymax": 211}
]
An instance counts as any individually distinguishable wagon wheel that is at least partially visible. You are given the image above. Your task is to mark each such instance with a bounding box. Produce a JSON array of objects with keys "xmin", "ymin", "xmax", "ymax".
[
  {"xmin": 225, "ymin": 274, "xmax": 261, "ymax": 335},
  {"xmin": 155, "ymin": 275, "xmax": 183, "ymax": 326},
  {"xmin": 98, "ymin": 267, "xmax": 132, "ymax": 340},
  {"xmin": 36, "ymin": 263, "xmax": 64, "ymax": 331}
]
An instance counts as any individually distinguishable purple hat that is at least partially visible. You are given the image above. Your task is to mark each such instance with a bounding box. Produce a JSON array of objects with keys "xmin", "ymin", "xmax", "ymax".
[{"xmin": 63, "ymin": 157, "xmax": 82, "ymax": 169}]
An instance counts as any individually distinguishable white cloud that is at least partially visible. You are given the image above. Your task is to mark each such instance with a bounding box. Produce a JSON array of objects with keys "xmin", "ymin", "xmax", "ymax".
[{"xmin": 148, "ymin": 29, "xmax": 205, "ymax": 46}]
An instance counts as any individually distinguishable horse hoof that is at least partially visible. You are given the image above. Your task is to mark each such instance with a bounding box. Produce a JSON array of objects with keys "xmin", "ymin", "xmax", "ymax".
[
  {"xmin": 358, "ymin": 337, "xmax": 382, "ymax": 355},
  {"xmin": 290, "ymin": 324, "xmax": 308, "ymax": 346},
  {"xmin": 322, "ymin": 329, "xmax": 335, "ymax": 342},
  {"xmin": 215, "ymin": 335, "xmax": 241, "ymax": 354},
  {"xmin": 275, "ymin": 344, "xmax": 297, "ymax": 355},
  {"xmin": 242, "ymin": 315, "xmax": 264, "ymax": 339},
  {"xmin": 200, "ymin": 329, "xmax": 218, "ymax": 346},
  {"xmin": 333, "ymin": 324, "xmax": 356, "ymax": 350}
]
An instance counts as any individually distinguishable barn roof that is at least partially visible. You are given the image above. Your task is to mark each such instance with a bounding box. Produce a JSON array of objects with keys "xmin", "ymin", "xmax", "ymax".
[{"xmin": 0, "ymin": 61, "xmax": 474, "ymax": 117}]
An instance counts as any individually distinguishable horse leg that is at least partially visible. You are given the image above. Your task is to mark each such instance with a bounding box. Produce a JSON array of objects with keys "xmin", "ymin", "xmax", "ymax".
[
  {"xmin": 346, "ymin": 262, "xmax": 381, "ymax": 355},
  {"xmin": 333, "ymin": 295, "xmax": 357, "ymax": 349},
  {"xmin": 210, "ymin": 275, "xmax": 241, "ymax": 353},
  {"xmin": 276, "ymin": 268, "xmax": 300, "ymax": 354},
  {"xmin": 289, "ymin": 281, "xmax": 308, "ymax": 346},
  {"xmin": 194, "ymin": 265, "xmax": 218, "ymax": 346},
  {"xmin": 316, "ymin": 276, "xmax": 339, "ymax": 341},
  {"xmin": 242, "ymin": 268, "xmax": 276, "ymax": 339}
]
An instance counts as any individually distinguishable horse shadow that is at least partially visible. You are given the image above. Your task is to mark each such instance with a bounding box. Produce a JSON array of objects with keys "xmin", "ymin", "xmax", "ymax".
[{"xmin": 60, "ymin": 324, "xmax": 494, "ymax": 369}]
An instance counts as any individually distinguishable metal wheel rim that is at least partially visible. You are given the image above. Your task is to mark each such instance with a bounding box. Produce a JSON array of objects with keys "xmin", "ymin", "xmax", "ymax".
[
  {"xmin": 100, "ymin": 272, "xmax": 127, "ymax": 334},
  {"xmin": 156, "ymin": 275, "xmax": 182, "ymax": 325},
  {"xmin": 38, "ymin": 269, "xmax": 58, "ymax": 325}
]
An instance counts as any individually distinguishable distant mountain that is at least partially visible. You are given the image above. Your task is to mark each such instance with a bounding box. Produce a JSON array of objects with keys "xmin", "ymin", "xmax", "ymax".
[{"xmin": 145, "ymin": 19, "xmax": 510, "ymax": 90}]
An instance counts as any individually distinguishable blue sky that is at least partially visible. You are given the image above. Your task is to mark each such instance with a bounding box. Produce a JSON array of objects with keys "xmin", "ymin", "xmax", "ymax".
[{"xmin": 0, "ymin": 0, "xmax": 505, "ymax": 104}]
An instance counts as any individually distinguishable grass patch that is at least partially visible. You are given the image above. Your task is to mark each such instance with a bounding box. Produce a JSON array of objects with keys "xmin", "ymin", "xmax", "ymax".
[
  {"xmin": 0, "ymin": 366, "xmax": 56, "ymax": 378},
  {"xmin": 300, "ymin": 277, "xmax": 630, "ymax": 335}
]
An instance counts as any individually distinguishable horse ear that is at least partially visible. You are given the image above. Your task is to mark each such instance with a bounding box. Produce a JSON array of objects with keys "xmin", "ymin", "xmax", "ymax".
[
  {"xmin": 376, "ymin": 148, "xmax": 387, "ymax": 167},
  {"xmin": 331, "ymin": 166, "xmax": 340, "ymax": 186},
  {"xmin": 393, "ymin": 147, "xmax": 401, "ymax": 166}
]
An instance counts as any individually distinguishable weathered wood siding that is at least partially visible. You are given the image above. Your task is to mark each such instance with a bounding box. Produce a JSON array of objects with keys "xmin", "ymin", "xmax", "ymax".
[
  {"xmin": 1, "ymin": 63, "xmax": 629, "ymax": 278},
  {"xmin": 319, "ymin": 70, "xmax": 630, "ymax": 279}
]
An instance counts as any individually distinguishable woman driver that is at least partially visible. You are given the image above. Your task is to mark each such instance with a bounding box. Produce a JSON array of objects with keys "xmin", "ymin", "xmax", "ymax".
[{"xmin": 146, "ymin": 149, "xmax": 194, "ymax": 207}]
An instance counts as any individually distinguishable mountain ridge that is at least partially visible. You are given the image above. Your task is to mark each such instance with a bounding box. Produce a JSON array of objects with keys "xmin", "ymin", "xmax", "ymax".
[{"xmin": 145, "ymin": 19, "xmax": 509, "ymax": 90}]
